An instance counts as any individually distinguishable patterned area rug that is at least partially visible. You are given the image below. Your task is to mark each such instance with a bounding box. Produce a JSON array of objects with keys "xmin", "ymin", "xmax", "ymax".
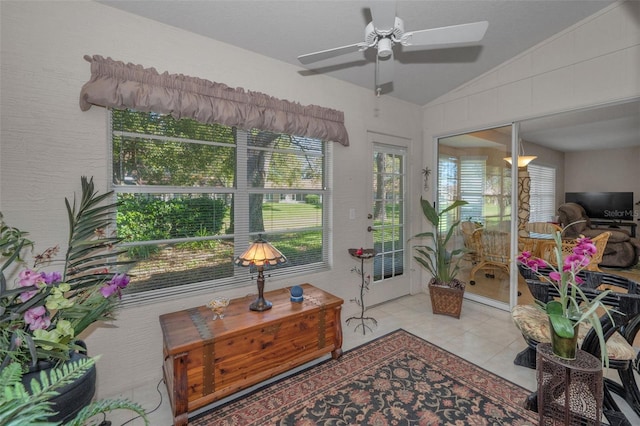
[{"xmin": 191, "ymin": 329, "xmax": 537, "ymax": 425}]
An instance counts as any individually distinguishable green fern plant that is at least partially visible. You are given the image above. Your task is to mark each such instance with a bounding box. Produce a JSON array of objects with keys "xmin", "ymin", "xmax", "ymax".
[
  {"xmin": 66, "ymin": 397, "xmax": 148, "ymax": 426},
  {"xmin": 0, "ymin": 362, "xmax": 60, "ymax": 426},
  {"xmin": 1, "ymin": 357, "xmax": 92, "ymax": 425},
  {"xmin": 0, "ymin": 356, "xmax": 148, "ymax": 426}
]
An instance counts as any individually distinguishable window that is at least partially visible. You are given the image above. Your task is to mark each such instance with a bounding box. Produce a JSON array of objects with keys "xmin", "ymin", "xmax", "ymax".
[
  {"xmin": 111, "ymin": 109, "xmax": 330, "ymax": 296},
  {"xmin": 483, "ymin": 163, "xmax": 512, "ymax": 227},
  {"xmin": 372, "ymin": 145, "xmax": 405, "ymax": 281},
  {"xmin": 528, "ymin": 164, "xmax": 556, "ymax": 222},
  {"xmin": 437, "ymin": 154, "xmax": 459, "ymax": 232},
  {"xmin": 437, "ymin": 155, "xmax": 512, "ymax": 230},
  {"xmin": 457, "ymin": 157, "xmax": 512, "ymax": 227},
  {"xmin": 459, "ymin": 156, "xmax": 486, "ymax": 225}
]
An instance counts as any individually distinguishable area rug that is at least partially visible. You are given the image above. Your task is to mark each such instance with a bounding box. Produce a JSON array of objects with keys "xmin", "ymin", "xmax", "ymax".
[{"xmin": 191, "ymin": 329, "xmax": 537, "ymax": 425}]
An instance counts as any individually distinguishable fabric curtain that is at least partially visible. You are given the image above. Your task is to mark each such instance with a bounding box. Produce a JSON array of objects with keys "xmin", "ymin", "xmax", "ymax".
[{"xmin": 79, "ymin": 55, "xmax": 349, "ymax": 146}]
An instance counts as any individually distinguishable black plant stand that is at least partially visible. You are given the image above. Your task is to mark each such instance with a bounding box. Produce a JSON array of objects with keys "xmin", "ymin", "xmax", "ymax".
[{"xmin": 346, "ymin": 248, "xmax": 377, "ymax": 335}]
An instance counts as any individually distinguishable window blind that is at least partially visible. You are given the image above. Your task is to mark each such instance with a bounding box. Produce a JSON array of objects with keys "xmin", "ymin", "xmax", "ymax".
[
  {"xmin": 528, "ymin": 164, "xmax": 556, "ymax": 222},
  {"xmin": 437, "ymin": 155, "xmax": 458, "ymax": 232},
  {"xmin": 459, "ymin": 157, "xmax": 486, "ymax": 224}
]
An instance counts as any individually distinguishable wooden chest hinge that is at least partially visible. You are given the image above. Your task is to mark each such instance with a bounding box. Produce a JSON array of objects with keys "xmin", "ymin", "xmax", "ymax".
[
  {"xmin": 202, "ymin": 341, "xmax": 215, "ymax": 395},
  {"xmin": 187, "ymin": 307, "xmax": 216, "ymax": 396}
]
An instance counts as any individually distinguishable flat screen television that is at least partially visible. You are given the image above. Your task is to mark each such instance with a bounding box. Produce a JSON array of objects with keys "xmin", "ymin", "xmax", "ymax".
[{"xmin": 565, "ymin": 191, "xmax": 634, "ymax": 221}]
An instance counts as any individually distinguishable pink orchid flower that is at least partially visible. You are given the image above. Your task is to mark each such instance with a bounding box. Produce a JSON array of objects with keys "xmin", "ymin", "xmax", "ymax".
[
  {"xmin": 24, "ymin": 305, "xmax": 51, "ymax": 331},
  {"xmin": 100, "ymin": 273, "xmax": 131, "ymax": 298},
  {"xmin": 40, "ymin": 271, "xmax": 62, "ymax": 285},
  {"xmin": 564, "ymin": 253, "xmax": 590, "ymax": 270},
  {"xmin": 18, "ymin": 269, "xmax": 45, "ymax": 302},
  {"xmin": 517, "ymin": 251, "xmax": 547, "ymax": 271},
  {"xmin": 573, "ymin": 238, "xmax": 597, "ymax": 257},
  {"xmin": 548, "ymin": 270, "xmax": 583, "ymax": 285}
]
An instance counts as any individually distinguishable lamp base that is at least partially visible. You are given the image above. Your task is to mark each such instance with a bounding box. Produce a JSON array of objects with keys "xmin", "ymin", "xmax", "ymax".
[{"xmin": 249, "ymin": 297, "xmax": 272, "ymax": 312}]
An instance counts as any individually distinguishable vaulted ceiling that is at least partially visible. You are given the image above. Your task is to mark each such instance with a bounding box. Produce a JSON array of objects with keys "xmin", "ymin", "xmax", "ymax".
[{"xmin": 100, "ymin": 0, "xmax": 612, "ymax": 106}]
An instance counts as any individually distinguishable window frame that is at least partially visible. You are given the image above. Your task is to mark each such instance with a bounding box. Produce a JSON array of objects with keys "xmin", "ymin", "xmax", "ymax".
[{"xmin": 108, "ymin": 109, "xmax": 332, "ymax": 304}]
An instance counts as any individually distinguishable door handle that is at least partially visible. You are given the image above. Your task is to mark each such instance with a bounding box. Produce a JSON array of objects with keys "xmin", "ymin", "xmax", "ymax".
[{"xmin": 367, "ymin": 226, "xmax": 373, "ymax": 232}]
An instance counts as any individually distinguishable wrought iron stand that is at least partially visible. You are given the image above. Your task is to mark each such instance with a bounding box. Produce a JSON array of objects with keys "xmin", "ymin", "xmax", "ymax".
[{"xmin": 346, "ymin": 248, "xmax": 377, "ymax": 335}]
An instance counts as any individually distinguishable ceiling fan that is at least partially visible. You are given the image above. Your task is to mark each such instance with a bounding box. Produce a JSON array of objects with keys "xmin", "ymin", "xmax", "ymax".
[{"xmin": 297, "ymin": 2, "xmax": 489, "ymax": 94}]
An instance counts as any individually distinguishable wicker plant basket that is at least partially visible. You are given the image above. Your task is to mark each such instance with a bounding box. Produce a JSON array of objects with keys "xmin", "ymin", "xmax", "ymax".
[{"xmin": 429, "ymin": 278, "xmax": 465, "ymax": 319}]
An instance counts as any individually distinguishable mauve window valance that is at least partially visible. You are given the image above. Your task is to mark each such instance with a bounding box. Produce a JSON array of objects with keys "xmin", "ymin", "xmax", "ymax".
[{"xmin": 79, "ymin": 55, "xmax": 349, "ymax": 146}]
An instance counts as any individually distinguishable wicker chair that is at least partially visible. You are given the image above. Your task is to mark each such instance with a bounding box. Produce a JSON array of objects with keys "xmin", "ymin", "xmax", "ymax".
[
  {"xmin": 518, "ymin": 222, "xmax": 562, "ymax": 258},
  {"xmin": 539, "ymin": 231, "xmax": 610, "ymax": 272},
  {"xmin": 460, "ymin": 221, "xmax": 483, "ymax": 265},
  {"xmin": 469, "ymin": 229, "xmax": 510, "ymax": 285},
  {"xmin": 518, "ymin": 236, "xmax": 536, "ymax": 256},
  {"xmin": 512, "ymin": 267, "xmax": 640, "ymax": 425},
  {"xmin": 522, "ymin": 221, "xmax": 562, "ymax": 236}
]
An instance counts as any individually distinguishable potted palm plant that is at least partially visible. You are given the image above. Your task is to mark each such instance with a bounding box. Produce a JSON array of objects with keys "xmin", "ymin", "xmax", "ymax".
[
  {"xmin": 0, "ymin": 176, "xmax": 134, "ymax": 422},
  {"xmin": 412, "ymin": 198, "xmax": 468, "ymax": 318}
]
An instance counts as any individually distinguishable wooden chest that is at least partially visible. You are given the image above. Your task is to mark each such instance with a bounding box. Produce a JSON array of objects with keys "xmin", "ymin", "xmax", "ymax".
[{"xmin": 159, "ymin": 283, "xmax": 343, "ymax": 426}]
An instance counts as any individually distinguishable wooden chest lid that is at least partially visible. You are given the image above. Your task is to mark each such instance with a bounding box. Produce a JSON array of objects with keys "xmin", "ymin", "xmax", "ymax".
[{"xmin": 159, "ymin": 283, "xmax": 342, "ymax": 354}]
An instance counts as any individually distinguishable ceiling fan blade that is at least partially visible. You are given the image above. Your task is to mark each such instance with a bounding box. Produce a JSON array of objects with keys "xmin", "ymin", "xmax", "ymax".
[
  {"xmin": 401, "ymin": 21, "xmax": 489, "ymax": 47},
  {"xmin": 297, "ymin": 42, "xmax": 368, "ymax": 65},
  {"xmin": 370, "ymin": 1, "xmax": 397, "ymax": 33},
  {"xmin": 376, "ymin": 54, "xmax": 394, "ymax": 87}
]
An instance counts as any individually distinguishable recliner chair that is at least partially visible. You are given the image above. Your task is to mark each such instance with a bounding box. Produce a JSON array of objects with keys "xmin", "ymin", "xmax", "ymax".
[{"xmin": 557, "ymin": 202, "xmax": 640, "ymax": 268}]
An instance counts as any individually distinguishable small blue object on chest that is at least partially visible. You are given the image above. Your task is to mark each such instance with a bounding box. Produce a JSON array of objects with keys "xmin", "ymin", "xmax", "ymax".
[{"xmin": 290, "ymin": 285, "xmax": 304, "ymax": 302}]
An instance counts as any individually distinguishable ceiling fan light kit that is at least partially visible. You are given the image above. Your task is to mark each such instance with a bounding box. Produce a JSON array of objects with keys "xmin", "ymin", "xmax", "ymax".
[
  {"xmin": 376, "ymin": 38, "xmax": 393, "ymax": 58},
  {"xmin": 297, "ymin": 2, "xmax": 489, "ymax": 93}
]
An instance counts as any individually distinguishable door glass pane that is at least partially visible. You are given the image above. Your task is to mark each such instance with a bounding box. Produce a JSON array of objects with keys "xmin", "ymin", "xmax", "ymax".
[
  {"xmin": 437, "ymin": 126, "xmax": 513, "ymax": 303},
  {"xmin": 372, "ymin": 146, "xmax": 405, "ymax": 282}
]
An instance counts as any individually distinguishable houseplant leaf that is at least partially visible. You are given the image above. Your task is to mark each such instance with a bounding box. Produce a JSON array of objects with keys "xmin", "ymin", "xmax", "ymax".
[
  {"xmin": 546, "ymin": 300, "xmax": 575, "ymax": 338},
  {"xmin": 412, "ymin": 197, "xmax": 468, "ymax": 285}
]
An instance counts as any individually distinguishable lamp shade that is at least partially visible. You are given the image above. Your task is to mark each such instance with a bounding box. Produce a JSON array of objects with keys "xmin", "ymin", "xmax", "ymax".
[
  {"xmin": 504, "ymin": 155, "xmax": 537, "ymax": 168},
  {"xmin": 234, "ymin": 236, "xmax": 287, "ymax": 267},
  {"xmin": 234, "ymin": 235, "xmax": 287, "ymax": 312}
]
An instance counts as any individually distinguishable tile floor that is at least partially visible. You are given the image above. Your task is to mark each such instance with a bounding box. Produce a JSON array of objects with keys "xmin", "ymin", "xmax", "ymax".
[{"xmin": 104, "ymin": 293, "xmax": 640, "ymax": 425}]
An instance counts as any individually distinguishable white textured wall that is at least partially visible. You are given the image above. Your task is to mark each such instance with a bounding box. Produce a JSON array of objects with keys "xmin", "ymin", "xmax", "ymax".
[
  {"xmin": 565, "ymin": 146, "xmax": 640, "ymax": 207},
  {"xmin": 0, "ymin": 1, "xmax": 422, "ymax": 398}
]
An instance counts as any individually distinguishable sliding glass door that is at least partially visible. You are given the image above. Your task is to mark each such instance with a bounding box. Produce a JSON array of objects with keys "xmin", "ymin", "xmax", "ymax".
[{"xmin": 437, "ymin": 125, "xmax": 515, "ymax": 306}]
